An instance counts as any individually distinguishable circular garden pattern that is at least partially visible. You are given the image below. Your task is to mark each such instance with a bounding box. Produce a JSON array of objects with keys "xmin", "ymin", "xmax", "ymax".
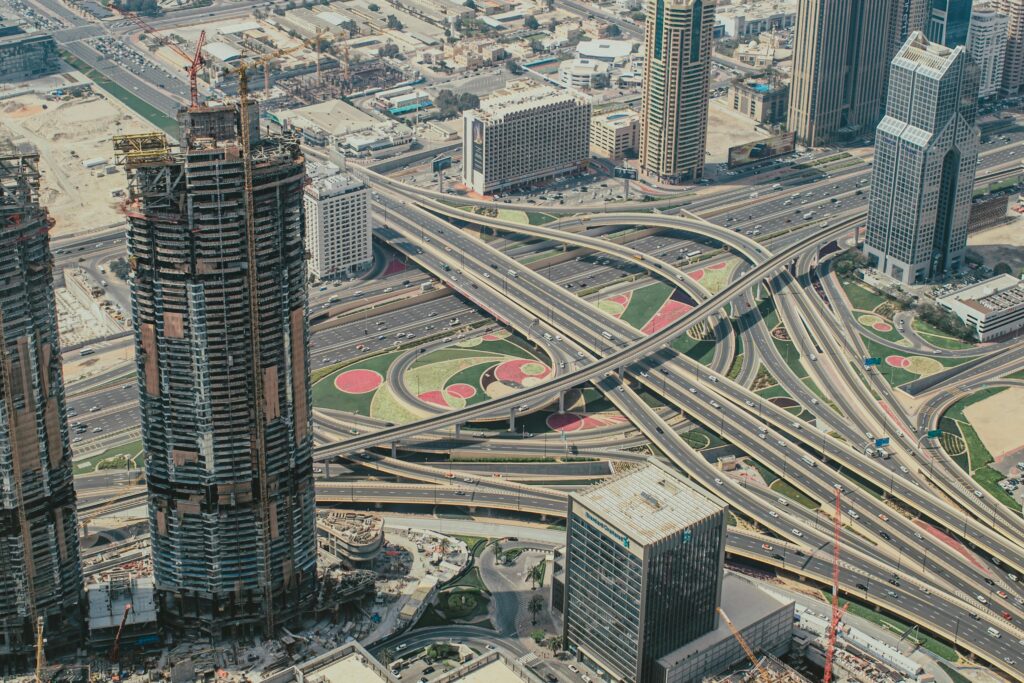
[{"xmin": 334, "ymin": 369, "xmax": 384, "ymax": 394}]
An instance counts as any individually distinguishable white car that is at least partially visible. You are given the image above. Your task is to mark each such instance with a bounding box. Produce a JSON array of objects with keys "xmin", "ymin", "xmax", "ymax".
[{"xmin": 791, "ymin": 528, "xmax": 804, "ymax": 538}]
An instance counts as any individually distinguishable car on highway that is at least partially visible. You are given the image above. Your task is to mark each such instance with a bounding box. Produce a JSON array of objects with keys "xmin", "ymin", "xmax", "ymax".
[
  {"xmin": 880, "ymin": 532, "xmax": 892, "ymax": 541},
  {"xmin": 714, "ymin": 478, "xmax": 724, "ymax": 485},
  {"xmin": 791, "ymin": 528, "xmax": 803, "ymax": 537},
  {"xmin": 761, "ymin": 543, "xmax": 774, "ymax": 551},
  {"xmin": 847, "ymin": 509, "xmax": 860, "ymax": 519},
  {"xmin": 777, "ymin": 497, "xmax": 789, "ymax": 506},
  {"xmin": 878, "ymin": 513, "xmax": 889, "ymax": 522},
  {"xmin": 978, "ymin": 595, "xmax": 989, "ymax": 604}
]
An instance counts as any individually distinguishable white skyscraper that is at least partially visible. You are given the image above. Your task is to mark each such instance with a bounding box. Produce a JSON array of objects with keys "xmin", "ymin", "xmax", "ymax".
[
  {"xmin": 303, "ymin": 164, "xmax": 372, "ymax": 280},
  {"xmin": 967, "ymin": 7, "xmax": 1009, "ymax": 97},
  {"xmin": 864, "ymin": 32, "xmax": 980, "ymax": 284}
]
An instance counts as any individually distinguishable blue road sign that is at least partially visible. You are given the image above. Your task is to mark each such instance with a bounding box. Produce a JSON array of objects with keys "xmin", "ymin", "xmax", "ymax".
[
  {"xmin": 864, "ymin": 357, "xmax": 881, "ymax": 366},
  {"xmin": 875, "ymin": 437, "xmax": 890, "ymax": 448},
  {"xmin": 927, "ymin": 429, "xmax": 942, "ymax": 439},
  {"xmin": 613, "ymin": 166, "xmax": 638, "ymax": 180}
]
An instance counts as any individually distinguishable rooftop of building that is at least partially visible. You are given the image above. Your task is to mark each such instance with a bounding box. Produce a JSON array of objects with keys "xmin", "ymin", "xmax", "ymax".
[
  {"xmin": 561, "ymin": 58, "xmax": 611, "ymax": 75},
  {"xmin": 939, "ymin": 274, "xmax": 1024, "ymax": 314},
  {"xmin": 592, "ymin": 107, "xmax": 640, "ymax": 126},
  {"xmin": 472, "ymin": 79, "xmax": 587, "ymax": 119},
  {"xmin": 896, "ymin": 31, "xmax": 961, "ymax": 74},
  {"xmin": 308, "ymin": 652, "xmax": 389, "ymax": 682},
  {"xmin": 575, "ymin": 39, "xmax": 634, "ymax": 61},
  {"xmin": 264, "ymin": 641, "xmax": 392, "ymax": 683},
  {"xmin": 452, "ymin": 658, "xmax": 526, "ymax": 682},
  {"xmin": 571, "ymin": 458, "xmax": 726, "ymax": 546},
  {"xmin": 317, "ymin": 511, "xmax": 384, "ymax": 543},
  {"xmin": 657, "ymin": 573, "xmax": 793, "ymax": 669},
  {"xmin": 276, "ymin": 98, "xmax": 379, "ymax": 136}
]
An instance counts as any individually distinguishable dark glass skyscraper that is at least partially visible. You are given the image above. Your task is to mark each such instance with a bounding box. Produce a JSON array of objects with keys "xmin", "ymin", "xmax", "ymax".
[
  {"xmin": 562, "ymin": 460, "xmax": 727, "ymax": 683},
  {"xmin": 117, "ymin": 104, "xmax": 316, "ymax": 639},
  {"xmin": 0, "ymin": 151, "xmax": 82, "ymax": 665},
  {"xmin": 927, "ymin": 0, "xmax": 974, "ymax": 46}
]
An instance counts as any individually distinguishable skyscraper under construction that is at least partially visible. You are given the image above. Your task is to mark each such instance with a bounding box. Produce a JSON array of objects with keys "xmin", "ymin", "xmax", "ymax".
[
  {"xmin": 115, "ymin": 104, "xmax": 316, "ymax": 639},
  {"xmin": 0, "ymin": 150, "xmax": 82, "ymax": 665}
]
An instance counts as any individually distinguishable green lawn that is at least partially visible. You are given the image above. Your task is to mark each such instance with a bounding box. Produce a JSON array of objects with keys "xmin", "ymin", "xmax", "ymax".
[
  {"xmin": 839, "ymin": 279, "xmax": 888, "ymax": 313},
  {"xmin": 74, "ymin": 439, "xmax": 144, "ymax": 475},
  {"xmin": 672, "ymin": 333, "xmax": 717, "ymax": 366},
  {"xmin": 912, "ymin": 318, "xmax": 975, "ymax": 350},
  {"xmin": 452, "ymin": 535, "xmax": 490, "ymax": 558},
  {"xmin": 60, "ymin": 51, "xmax": 178, "ymax": 137},
  {"xmin": 620, "ymin": 283, "xmax": 672, "ymax": 330},
  {"xmin": 940, "ymin": 388, "xmax": 1022, "ymax": 512},
  {"xmin": 311, "ymin": 351, "xmax": 401, "ymax": 414},
  {"xmin": 859, "ymin": 336, "xmax": 971, "ymax": 387},
  {"xmin": 770, "ymin": 479, "xmax": 819, "ymax": 509}
]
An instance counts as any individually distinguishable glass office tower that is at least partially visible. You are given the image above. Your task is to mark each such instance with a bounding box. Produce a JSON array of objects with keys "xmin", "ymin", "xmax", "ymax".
[
  {"xmin": 562, "ymin": 460, "xmax": 727, "ymax": 683},
  {"xmin": 927, "ymin": 0, "xmax": 974, "ymax": 46}
]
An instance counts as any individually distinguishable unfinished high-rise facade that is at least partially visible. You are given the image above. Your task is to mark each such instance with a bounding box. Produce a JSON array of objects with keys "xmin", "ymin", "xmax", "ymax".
[
  {"xmin": 0, "ymin": 151, "xmax": 82, "ymax": 666},
  {"xmin": 116, "ymin": 104, "xmax": 316, "ymax": 640}
]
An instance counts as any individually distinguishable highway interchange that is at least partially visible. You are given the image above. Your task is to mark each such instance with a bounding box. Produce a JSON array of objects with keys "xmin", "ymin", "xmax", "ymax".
[{"xmin": 59, "ymin": 113, "xmax": 1024, "ymax": 676}]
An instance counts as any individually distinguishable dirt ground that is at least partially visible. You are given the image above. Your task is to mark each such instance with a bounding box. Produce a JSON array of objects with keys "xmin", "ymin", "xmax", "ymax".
[
  {"xmin": 966, "ymin": 214, "xmax": 1024, "ymax": 275},
  {"xmin": 62, "ymin": 344, "xmax": 135, "ymax": 386},
  {"xmin": 0, "ymin": 92, "xmax": 154, "ymax": 237},
  {"xmin": 963, "ymin": 386, "xmax": 1024, "ymax": 462},
  {"xmin": 706, "ymin": 97, "xmax": 772, "ymax": 165}
]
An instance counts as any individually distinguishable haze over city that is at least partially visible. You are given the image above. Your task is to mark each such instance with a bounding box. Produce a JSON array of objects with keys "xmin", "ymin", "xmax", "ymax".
[{"xmin": 2, "ymin": 0, "xmax": 1024, "ymax": 682}]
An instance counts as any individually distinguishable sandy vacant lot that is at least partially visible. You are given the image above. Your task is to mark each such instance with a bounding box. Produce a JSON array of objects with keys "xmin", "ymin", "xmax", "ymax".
[
  {"xmin": 706, "ymin": 97, "xmax": 772, "ymax": 165},
  {"xmin": 964, "ymin": 386, "xmax": 1024, "ymax": 462},
  {"xmin": 0, "ymin": 92, "xmax": 155, "ymax": 237},
  {"xmin": 967, "ymin": 215, "xmax": 1024, "ymax": 275}
]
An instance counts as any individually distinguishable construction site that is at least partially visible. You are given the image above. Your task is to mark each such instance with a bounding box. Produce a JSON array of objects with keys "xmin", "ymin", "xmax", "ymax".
[
  {"xmin": 0, "ymin": 150, "xmax": 84, "ymax": 671},
  {"xmin": 125, "ymin": 10, "xmax": 411, "ymax": 111}
]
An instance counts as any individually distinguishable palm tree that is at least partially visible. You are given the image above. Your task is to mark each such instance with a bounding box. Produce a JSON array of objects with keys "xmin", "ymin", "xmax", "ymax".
[
  {"xmin": 529, "ymin": 560, "xmax": 545, "ymax": 589},
  {"xmin": 528, "ymin": 595, "xmax": 544, "ymax": 625},
  {"xmin": 439, "ymin": 536, "xmax": 451, "ymax": 556},
  {"xmin": 548, "ymin": 635, "xmax": 563, "ymax": 656},
  {"xmin": 380, "ymin": 648, "xmax": 394, "ymax": 667},
  {"xmin": 493, "ymin": 540, "xmax": 503, "ymax": 565}
]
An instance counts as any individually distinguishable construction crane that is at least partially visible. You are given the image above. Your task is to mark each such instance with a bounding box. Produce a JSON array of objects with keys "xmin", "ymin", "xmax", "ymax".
[
  {"xmin": 221, "ymin": 33, "xmax": 328, "ymax": 638},
  {"xmin": 34, "ymin": 616, "xmax": 44, "ymax": 683},
  {"xmin": 115, "ymin": 9, "xmax": 206, "ymax": 106},
  {"xmin": 824, "ymin": 488, "xmax": 848, "ymax": 683},
  {"xmin": 108, "ymin": 603, "xmax": 132, "ymax": 664},
  {"xmin": 718, "ymin": 607, "xmax": 769, "ymax": 682}
]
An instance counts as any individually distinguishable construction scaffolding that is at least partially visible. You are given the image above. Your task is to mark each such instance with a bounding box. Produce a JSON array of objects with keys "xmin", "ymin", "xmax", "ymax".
[
  {"xmin": 113, "ymin": 103, "xmax": 317, "ymax": 640},
  {"xmin": 0, "ymin": 151, "xmax": 83, "ymax": 668}
]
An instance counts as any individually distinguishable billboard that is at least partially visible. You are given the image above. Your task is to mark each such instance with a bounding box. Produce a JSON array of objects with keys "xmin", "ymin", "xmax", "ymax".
[{"xmin": 727, "ymin": 131, "xmax": 797, "ymax": 168}]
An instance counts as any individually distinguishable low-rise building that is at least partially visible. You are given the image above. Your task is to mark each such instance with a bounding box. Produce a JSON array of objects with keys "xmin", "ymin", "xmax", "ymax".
[
  {"xmin": 261, "ymin": 640, "xmax": 394, "ymax": 683},
  {"xmin": 590, "ymin": 108, "xmax": 640, "ymax": 161},
  {"xmin": 655, "ymin": 575, "xmax": 794, "ymax": 683},
  {"xmin": 559, "ymin": 58, "xmax": 611, "ymax": 90},
  {"xmin": 274, "ymin": 99, "xmax": 414, "ymax": 157},
  {"xmin": 0, "ymin": 23, "xmax": 59, "ymax": 83},
  {"xmin": 716, "ymin": 2, "xmax": 797, "ymax": 39},
  {"xmin": 317, "ymin": 511, "xmax": 386, "ymax": 567},
  {"xmin": 575, "ymin": 39, "xmax": 635, "ymax": 64},
  {"xmin": 728, "ymin": 79, "xmax": 789, "ymax": 124},
  {"xmin": 462, "ymin": 80, "xmax": 591, "ymax": 195},
  {"xmin": 938, "ymin": 274, "xmax": 1024, "ymax": 341},
  {"xmin": 303, "ymin": 163, "xmax": 372, "ymax": 280}
]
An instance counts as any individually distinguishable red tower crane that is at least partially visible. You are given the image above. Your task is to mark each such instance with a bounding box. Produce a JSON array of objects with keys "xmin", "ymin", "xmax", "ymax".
[
  {"xmin": 823, "ymin": 488, "xmax": 848, "ymax": 683},
  {"xmin": 108, "ymin": 603, "xmax": 133, "ymax": 664},
  {"xmin": 115, "ymin": 9, "xmax": 206, "ymax": 106}
]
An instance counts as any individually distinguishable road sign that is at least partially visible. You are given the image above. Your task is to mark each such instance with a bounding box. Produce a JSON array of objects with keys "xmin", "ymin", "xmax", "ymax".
[
  {"xmin": 927, "ymin": 429, "xmax": 942, "ymax": 439},
  {"xmin": 432, "ymin": 155, "xmax": 452, "ymax": 173},
  {"xmin": 874, "ymin": 437, "xmax": 890, "ymax": 448},
  {"xmin": 613, "ymin": 166, "xmax": 638, "ymax": 180},
  {"xmin": 864, "ymin": 357, "xmax": 881, "ymax": 367}
]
